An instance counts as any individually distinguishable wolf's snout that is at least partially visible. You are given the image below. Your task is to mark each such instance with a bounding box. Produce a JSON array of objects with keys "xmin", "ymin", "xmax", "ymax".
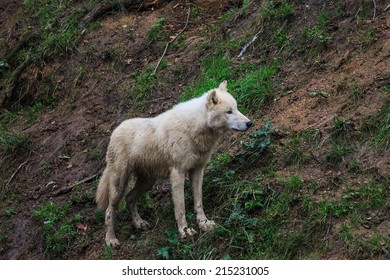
[{"xmin": 246, "ymin": 121, "xmax": 253, "ymax": 129}]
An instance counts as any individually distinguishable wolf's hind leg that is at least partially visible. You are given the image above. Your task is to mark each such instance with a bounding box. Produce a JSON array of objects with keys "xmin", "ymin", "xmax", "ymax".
[
  {"xmin": 125, "ymin": 174, "xmax": 156, "ymax": 229},
  {"xmin": 105, "ymin": 170, "xmax": 128, "ymax": 246}
]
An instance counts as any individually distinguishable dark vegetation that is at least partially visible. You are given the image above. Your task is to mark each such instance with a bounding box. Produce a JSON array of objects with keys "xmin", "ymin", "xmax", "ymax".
[{"xmin": 0, "ymin": 0, "xmax": 389, "ymax": 259}]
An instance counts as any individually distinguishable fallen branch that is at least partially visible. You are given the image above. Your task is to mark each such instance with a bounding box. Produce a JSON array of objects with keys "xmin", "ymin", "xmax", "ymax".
[
  {"xmin": 52, "ymin": 173, "xmax": 99, "ymax": 196},
  {"xmin": 79, "ymin": 0, "xmax": 168, "ymax": 28},
  {"xmin": 237, "ymin": 30, "xmax": 261, "ymax": 58},
  {"xmin": 372, "ymin": 0, "xmax": 377, "ymax": 21},
  {"xmin": 153, "ymin": 3, "xmax": 191, "ymax": 75},
  {"xmin": 1, "ymin": 161, "xmax": 28, "ymax": 195},
  {"xmin": 0, "ymin": 55, "xmax": 33, "ymax": 107}
]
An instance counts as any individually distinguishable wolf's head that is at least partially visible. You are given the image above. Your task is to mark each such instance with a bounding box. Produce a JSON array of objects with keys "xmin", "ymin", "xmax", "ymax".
[{"xmin": 206, "ymin": 81, "xmax": 252, "ymax": 132}]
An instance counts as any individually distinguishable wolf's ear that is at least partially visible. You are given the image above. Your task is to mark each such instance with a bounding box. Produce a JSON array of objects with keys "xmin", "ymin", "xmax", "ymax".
[
  {"xmin": 219, "ymin": 80, "xmax": 228, "ymax": 91},
  {"xmin": 207, "ymin": 90, "xmax": 218, "ymax": 106}
]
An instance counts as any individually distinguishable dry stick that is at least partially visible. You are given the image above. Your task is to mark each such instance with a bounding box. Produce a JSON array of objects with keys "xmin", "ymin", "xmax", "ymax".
[
  {"xmin": 52, "ymin": 173, "xmax": 99, "ymax": 196},
  {"xmin": 3, "ymin": 160, "xmax": 28, "ymax": 192},
  {"xmin": 237, "ymin": 29, "xmax": 262, "ymax": 58},
  {"xmin": 153, "ymin": 4, "xmax": 191, "ymax": 75},
  {"xmin": 372, "ymin": 0, "xmax": 377, "ymax": 21}
]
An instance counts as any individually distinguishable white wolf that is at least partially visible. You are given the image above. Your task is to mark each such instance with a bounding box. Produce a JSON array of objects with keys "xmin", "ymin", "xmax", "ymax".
[{"xmin": 96, "ymin": 81, "xmax": 252, "ymax": 246}]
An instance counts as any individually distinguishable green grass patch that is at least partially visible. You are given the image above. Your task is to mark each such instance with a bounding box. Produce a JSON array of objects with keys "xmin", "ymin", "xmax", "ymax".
[
  {"xmin": 0, "ymin": 124, "xmax": 29, "ymax": 152},
  {"xmin": 261, "ymin": 0, "xmax": 294, "ymax": 20},
  {"xmin": 24, "ymin": 0, "xmax": 83, "ymax": 57},
  {"xmin": 34, "ymin": 202, "xmax": 84, "ymax": 258},
  {"xmin": 302, "ymin": 11, "xmax": 331, "ymax": 49},
  {"xmin": 360, "ymin": 101, "xmax": 390, "ymax": 151},
  {"xmin": 181, "ymin": 55, "xmax": 278, "ymax": 113},
  {"xmin": 148, "ymin": 18, "xmax": 167, "ymax": 42}
]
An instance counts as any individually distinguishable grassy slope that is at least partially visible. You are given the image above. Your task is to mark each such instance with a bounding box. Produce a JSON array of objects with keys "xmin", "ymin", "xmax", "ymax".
[{"xmin": 0, "ymin": 0, "xmax": 389, "ymax": 259}]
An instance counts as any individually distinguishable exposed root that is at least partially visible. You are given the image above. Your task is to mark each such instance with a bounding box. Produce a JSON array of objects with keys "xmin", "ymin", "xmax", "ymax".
[
  {"xmin": 51, "ymin": 173, "xmax": 99, "ymax": 197},
  {"xmin": 0, "ymin": 55, "xmax": 33, "ymax": 107},
  {"xmin": 79, "ymin": 0, "xmax": 168, "ymax": 28}
]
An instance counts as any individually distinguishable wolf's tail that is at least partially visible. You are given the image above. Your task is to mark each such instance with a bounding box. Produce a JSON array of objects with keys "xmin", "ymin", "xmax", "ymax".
[{"xmin": 96, "ymin": 167, "xmax": 110, "ymax": 210}]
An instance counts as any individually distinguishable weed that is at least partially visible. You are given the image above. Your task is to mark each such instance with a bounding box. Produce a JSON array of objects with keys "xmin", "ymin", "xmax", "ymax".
[
  {"xmin": 34, "ymin": 202, "xmax": 83, "ymax": 258},
  {"xmin": 24, "ymin": 0, "xmax": 83, "ymax": 57},
  {"xmin": 91, "ymin": 148, "xmax": 102, "ymax": 159},
  {"xmin": 286, "ymin": 175, "xmax": 304, "ymax": 192},
  {"xmin": 261, "ymin": 0, "xmax": 294, "ymax": 20},
  {"xmin": 302, "ymin": 11, "xmax": 331, "ymax": 49},
  {"xmin": 282, "ymin": 135, "xmax": 309, "ymax": 166},
  {"xmin": 4, "ymin": 209, "xmax": 16, "ymax": 217},
  {"xmin": 331, "ymin": 116, "xmax": 352, "ymax": 140},
  {"xmin": 156, "ymin": 229, "xmax": 193, "ymax": 260},
  {"xmin": 70, "ymin": 190, "xmax": 95, "ymax": 206},
  {"xmin": 0, "ymin": 124, "xmax": 29, "ymax": 152},
  {"xmin": 237, "ymin": 120, "xmax": 276, "ymax": 162},
  {"xmin": 129, "ymin": 68, "xmax": 157, "ymax": 110},
  {"xmin": 42, "ymin": 162, "xmax": 52, "ymax": 175},
  {"xmin": 148, "ymin": 18, "xmax": 166, "ymax": 42},
  {"xmin": 101, "ymin": 245, "xmax": 113, "ymax": 260},
  {"xmin": 360, "ymin": 102, "xmax": 390, "ymax": 151},
  {"xmin": 24, "ymin": 101, "xmax": 44, "ymax": 123},
  {"xmin": 234, "ymin": 62, "xmax": 278, "ymax": 112},
  {"xmin": 324, "ymin": 143, "xmax": 351, "ymax": 165}
]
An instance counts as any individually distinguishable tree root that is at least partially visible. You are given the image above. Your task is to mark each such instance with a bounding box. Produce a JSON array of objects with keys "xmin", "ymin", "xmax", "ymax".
[
  {"xmin": 79, "ymin": 0, "xmax": 169, "ymax": 28},
  {"xmin": 0, "ymin": 55, "xmax": 33, "ymax": 107}
]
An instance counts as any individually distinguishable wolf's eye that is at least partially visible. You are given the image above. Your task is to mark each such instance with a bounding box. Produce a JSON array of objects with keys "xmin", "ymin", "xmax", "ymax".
[{"xmin": 227, "ymin": 109, "xmax": 233, "ymax": 114}]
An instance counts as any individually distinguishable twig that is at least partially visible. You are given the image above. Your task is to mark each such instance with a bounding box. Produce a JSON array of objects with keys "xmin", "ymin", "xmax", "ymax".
[
  {"xmin": 372, "ymin": 0, "xmax": 377, "ymax": 21},
  {"xmin": 52, "ymin": 173, "xmax": 99, "ymax": 196},
  {"xmin": 237, "ymin": 30, "xmax": 262, "ymax": 58},
  {"xmin": 2, "ymin": 161, "xmax": 28, "ymax": 194},
  {"xmin": 385, "ymin": 4, "xmax": 390, "ymax": 12},
  {"xmin": 153, "ymin": 2, "xmax": 191, "ymax": 75},
  {"xmin": 145, "ymin": 95, "xmax": 173, "ymax": 103}
]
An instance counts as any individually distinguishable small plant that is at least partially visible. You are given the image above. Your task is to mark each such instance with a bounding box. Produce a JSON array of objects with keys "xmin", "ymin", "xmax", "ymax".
[
  {"xmin": 34, "ymin": 202, "xmax": 83, "ymax": 258},
  {"xmin": 302, "ymin": 11, "xmax": 331, "ymax": 48},
  {"xmin": 331, "ymin": 116, "xmax": 352, "ymax": 139},
  {"xmin": 130, "ymin": 68, "xmax": 157, "ymax": 110},
  {"xmin": 237, "ymin": 120, "xmax": 276, "ymax": 162},
  {"xmin": 324, "ymin": 143, "xmax": 351, "ymax": 165},
  {"xmin": 0, "ymin": 125, "xmax": 30, "ymax": 152},
  {"xmin": 148, "ymin": 18, "xmax": 166, "ymax": 42},
  {"xmin": 282, "ymin": 135, "xmax": 309, "ymax": 166},
  {"xmin": 91, "ymin": 148, "xmax": 102, "ymax": 159},
  {"xmin": 157, "ymin": 229, "xmax": 193, "ymax": 260},
  {"xmin": 234, "ymin": 62, "xmax": 278, "ymax": 112},
  {"xmin": 261, "ymin": 0, "xmax": 294, "ymax": 20},
  {"xmin": 4, "ymin": 209, "xmax": 16, "ymax": 217},
  {"xmin": 101, "ymin": 245, "xmax": 113, "ymax": 260}
]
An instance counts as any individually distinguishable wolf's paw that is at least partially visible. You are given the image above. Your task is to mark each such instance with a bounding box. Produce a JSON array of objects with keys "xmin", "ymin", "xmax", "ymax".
[
  {"xmin": 105, "ymin": 236, "xmax": 120, "ymax": 247},
  {"xmin": 179, "ymin": 227, "xmax": 197, "ymax": 239},
  {"xmin": 198, "ymin": 219, "xmax": 216, "ymax": 232},
  {"xmin": 133, "ymin": 218, "xmax": 150, "ymax": 230}
]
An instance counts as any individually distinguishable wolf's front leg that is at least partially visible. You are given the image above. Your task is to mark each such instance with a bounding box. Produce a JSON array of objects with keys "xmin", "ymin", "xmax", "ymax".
[
  {"xmin": 170, "ymin": 167, "xmax": 197, "ymax": 238},
  {"xmin": 190, "ymin": 168, "xmax": 216, "ymax": 232}
]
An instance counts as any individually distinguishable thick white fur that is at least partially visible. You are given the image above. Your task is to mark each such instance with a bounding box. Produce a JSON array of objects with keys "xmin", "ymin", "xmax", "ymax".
[{"xmin": 96, "ymin": 81, "xmax": 251, "ymax": 246}]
